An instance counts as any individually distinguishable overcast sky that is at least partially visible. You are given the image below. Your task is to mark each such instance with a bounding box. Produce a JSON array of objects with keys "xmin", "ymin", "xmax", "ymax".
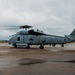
[{"xmin": 0, "ymin": 0, "xmax": 75, "ymax": 40}]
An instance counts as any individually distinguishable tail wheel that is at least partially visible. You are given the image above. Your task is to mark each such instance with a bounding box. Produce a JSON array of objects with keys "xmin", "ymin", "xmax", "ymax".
[{"xmin": 53, "ymin": 44, "xmax": 55, "ymax": 47}]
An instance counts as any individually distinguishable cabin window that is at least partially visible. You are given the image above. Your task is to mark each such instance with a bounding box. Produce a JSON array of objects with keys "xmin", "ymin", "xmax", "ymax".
[{"xmin": 17, "ymin": 37, "xmax": 20, "ymax": 41}]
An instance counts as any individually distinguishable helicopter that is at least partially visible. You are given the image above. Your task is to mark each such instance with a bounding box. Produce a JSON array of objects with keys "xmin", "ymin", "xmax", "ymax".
[{"xmin": 9, "ymin": 25, "xmax": 75, "ymax": 49}]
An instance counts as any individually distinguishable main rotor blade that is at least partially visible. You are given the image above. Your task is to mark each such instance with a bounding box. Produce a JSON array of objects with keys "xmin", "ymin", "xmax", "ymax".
[{"xmin": 0, "ymin": 26, "xmax": 20, "ymax": 30}]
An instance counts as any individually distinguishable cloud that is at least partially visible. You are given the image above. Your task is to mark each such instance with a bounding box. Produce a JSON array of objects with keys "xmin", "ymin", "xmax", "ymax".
[{"xmin": 0, "ymin": 0, "xmax": 75, "ymax": 40}]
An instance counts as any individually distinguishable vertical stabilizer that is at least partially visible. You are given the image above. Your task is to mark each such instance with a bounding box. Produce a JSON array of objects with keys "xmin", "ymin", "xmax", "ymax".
[
  {"xmin": 65, "ymin": 29, "xmax": 75, "ymax": 42},
  {"xmin": 70, "ymin": 29, "xmax": 75, "ymax": 36},
  {"xmin": 68, "ymin": 29, "xmax": 75, "ymax": 41}
]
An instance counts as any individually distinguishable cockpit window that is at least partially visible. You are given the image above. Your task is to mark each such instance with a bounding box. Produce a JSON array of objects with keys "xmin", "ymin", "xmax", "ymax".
[{"xmin": 17, "ymin": 37, "xmax": 20, "ymax": 41}]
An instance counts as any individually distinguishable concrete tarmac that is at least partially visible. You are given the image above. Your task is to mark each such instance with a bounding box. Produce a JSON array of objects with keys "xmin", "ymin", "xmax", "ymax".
[{"xmin": 0, "ymin": 43, "xmax": 75, "ymax": 75}]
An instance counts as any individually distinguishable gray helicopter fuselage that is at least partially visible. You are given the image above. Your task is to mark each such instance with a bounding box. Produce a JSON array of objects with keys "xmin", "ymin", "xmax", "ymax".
[{"xmin": 9, "ymin": 29, "xmax": 73, "ymax": 48}]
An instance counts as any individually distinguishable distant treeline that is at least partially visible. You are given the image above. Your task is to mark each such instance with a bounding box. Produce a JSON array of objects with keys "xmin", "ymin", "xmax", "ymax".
[{"xmin": 0, "ymin": 40, "xmax": 9, "ymax": 42}]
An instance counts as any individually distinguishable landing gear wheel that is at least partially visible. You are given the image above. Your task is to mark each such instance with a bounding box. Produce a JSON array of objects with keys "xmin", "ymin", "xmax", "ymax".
[
  {"xmin": 13, "ymin": 43, "xmax": 17, "ymax": 48},
  {"xmin": 40, "ymin": 45, "xmax": 44, "ymax": 49},
  {"xmin": 26, "ymin": 45, "xmax": 30, "ymax": 48},
  {"xmin": 53, "ymin": 44, "xmax": 55, "ymax": 47},
  {"xmin": 61, "ymin": 44, "xmax": 64, "ymax": 47}
]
